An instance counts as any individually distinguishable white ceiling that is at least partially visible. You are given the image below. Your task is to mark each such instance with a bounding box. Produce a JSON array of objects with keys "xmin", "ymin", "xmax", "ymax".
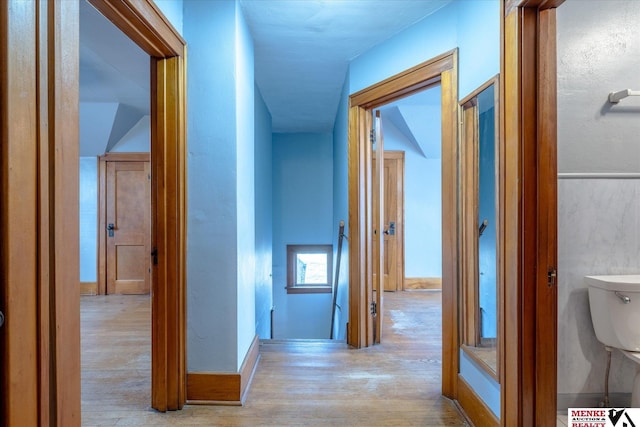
[{"xmin": 79, "ymin": 0, "xmax": 450, "ymax": 137}]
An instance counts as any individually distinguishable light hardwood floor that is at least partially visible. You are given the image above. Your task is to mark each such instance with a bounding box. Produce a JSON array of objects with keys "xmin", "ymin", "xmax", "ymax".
[{"xmin": 81, "ymin": 291, "xmax": 468, "ymax": 426}]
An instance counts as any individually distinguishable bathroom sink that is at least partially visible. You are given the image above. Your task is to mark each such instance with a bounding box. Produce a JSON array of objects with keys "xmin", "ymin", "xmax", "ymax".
[{"xmin": 584, "ymin": 275, "xmax": 640, "ymax": 292}]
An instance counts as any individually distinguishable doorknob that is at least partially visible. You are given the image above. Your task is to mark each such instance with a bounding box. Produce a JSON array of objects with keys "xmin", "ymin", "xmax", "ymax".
[
  {"xmin": 0, "ymin": 310, "xmax": 4, "ymax": 328},
  {"xmin": 384, "ymin": 222, "xmax": 396, "ymax": 236},
  {"xmin": 107, "ymin": 223, "xmax": 115, "ymax": 237}
]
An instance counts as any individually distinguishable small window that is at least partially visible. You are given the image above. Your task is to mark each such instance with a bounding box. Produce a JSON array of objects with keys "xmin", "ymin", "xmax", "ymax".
[{"xmin": 286, "ymin": 244, "xmax": 333, "ymax": 294}]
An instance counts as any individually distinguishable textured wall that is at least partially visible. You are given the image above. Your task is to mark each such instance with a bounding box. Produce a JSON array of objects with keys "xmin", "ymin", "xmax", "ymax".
[
  {"xmin": 557, "ymin": 0, "xmax": 640, "ymax": 174},
  {"xmin": 184, "ymin": 0, "xmax": 254, "ymax": 372},
  {"xmin": 557, "ymin": 179, "xmax": 638, "ymax": 406},
  {"xmin": 254, "ymin": 86, "xmax": 273, "ymax": 341},
  {"xmin": 557, "ymin": 0, "xmax": 640, "ymax": 408}
]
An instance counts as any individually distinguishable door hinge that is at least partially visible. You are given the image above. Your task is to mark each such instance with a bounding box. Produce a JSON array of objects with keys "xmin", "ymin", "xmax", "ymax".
[
  {"xmin": 151, "ymin": 248, "xmax": 158, "ymax": 265},
  {"xmin": 547, "ymin": 268, "xmax": 557, "ymax": 287},
  {"xmin": 370, "ymin": 301, "xmax": 377, "ymax": 316},
  {"xmin": 370, "ymin": 128, "xmax": 376, "ymax": 145}
]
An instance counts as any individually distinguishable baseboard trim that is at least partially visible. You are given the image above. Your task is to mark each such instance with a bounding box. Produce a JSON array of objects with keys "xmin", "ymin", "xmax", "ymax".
[
  {"xmin": 186, "ymin": 335, "xmax": 260, "ymax": 405},
  {"xmin": 404, "ymin": 277, "xmax": 442, "ymax": 290},
  {"xmin": 456, "ymin": 374, "xmax": 499, "ymax": 427},
  {"xmin": 557, "ymin": 392, "xmax": 631, "ymax": 411},
  {"xmin": 80, "ymin": 282, "xmax": 98, "ymax": 295}
]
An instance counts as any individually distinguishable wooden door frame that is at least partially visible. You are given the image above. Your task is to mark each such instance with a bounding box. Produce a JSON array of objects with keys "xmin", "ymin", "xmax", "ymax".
[
  {"xmin": 98, "ymin": 152, "xmax": 151, "ymax": 296},
  {"xmin": 501, "ymin": 0, "xmax": 561, "ymax": 425},
  {"xmin": 1, "ymin": 0, "xmax": 187, "ymax": 424},
  {"xmin": 347, "ymin": 49, "xmax": 459, "ymax": 398},
  {"xmin": 87, "ymin": 0, "xmax": 187, "ymax": 413}
]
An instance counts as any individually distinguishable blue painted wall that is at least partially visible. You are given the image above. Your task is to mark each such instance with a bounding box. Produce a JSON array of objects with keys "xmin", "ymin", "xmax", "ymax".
[
  {"xmin": 79, "ymin": 157, "xmax": 98, "ymax": 283},
  {"xmin": 234, "ymin": 1, "xmax": 257, "ymax": 366},
  {"xmin": 254, "ymin": 86, "xmax": 273, "ymax": 340},
  {"xmin": 184, "ymin": 0, "xmax": 256, "ymax": 372},
  {"xmin": 349, "ymin": 5, "xmax": 457, "ymax": 94},
  {"xmin": 331, "ymin": 76, "xmax": 351, "ymax": 340},
  {"xmin": 457, "ymin": 1, "xmax": 501, "ymax": 99},
  {"xmin": 272, "ymin": 133, "xmax": 334, "ymax": 339}
]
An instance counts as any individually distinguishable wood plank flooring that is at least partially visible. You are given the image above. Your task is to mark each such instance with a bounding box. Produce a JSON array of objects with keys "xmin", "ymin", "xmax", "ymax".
[{"xmin": 81, "ymin": 291, "xmax": 468, "ymax": 426}]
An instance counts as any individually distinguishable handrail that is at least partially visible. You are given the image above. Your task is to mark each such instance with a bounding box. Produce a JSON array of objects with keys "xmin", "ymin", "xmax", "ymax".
[{"xmin": 330, "ymin": 220, "xmax": 346, "ymax": 339}]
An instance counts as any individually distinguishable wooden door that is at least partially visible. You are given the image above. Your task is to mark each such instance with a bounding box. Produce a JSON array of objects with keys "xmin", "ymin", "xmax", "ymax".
[
  {"xmin": 373, "ymin": 151, "xmax": 405, "ymax": 292},
  {"xmin": 372, "ymin": 111, "xmax": 385, "ymax": 343},
  {"xmin": 106, "ymin": 160, "xmax": 151, "ymax": 295}
]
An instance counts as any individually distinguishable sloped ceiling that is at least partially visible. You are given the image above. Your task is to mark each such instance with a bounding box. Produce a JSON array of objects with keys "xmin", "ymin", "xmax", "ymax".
[
  {"xmin": 79, "ymin": 0, "xmax": 149, "ymax": 156},
  {"xmin": 378, "ymin": 87, "xmax": 442, "ymax": 159}
]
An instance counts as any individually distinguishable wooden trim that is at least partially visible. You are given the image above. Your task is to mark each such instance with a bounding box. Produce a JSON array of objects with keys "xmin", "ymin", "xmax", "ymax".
[
  {"xmin": 349, "ymin": 49, "xmax": 456, "ymax": 109},
  {"xmin": 494, "ymin": 73, "xmax": 504, "ymax": 389},
  {"xmin": 457, "ymin": 375, "xmax": 499, "ymax": 427},
  {"xmin": 1, "ymin": 2, "xmax": 41, "ymax": 425},
  {"xmin": 373, "ymin": 111, "xmax": 384, "ymax": 344},
  {"xmin": 151, "ymin": 54, "xmax": 187, "ymax": 412},
  {"xmin": 285, "ymin": 287, "xmax": 332, "ymax": 294},
  {"xmin": 505, "ymin": 0, "xmax": 564, "ymax": 15},
  {"xmin": 50, "ymin": 2, "xmax": 83, "ymax": 423},
  {"xmin": 187, "ymin": 374, "xmax": 242, "ymax": 406},
  {"xmin": 535, "ymin": 7, "xmax": 558, "ymax": 424},
  {"xmin": 239, "ymin": 335, "xmax": 261, "ymax": 403},
  {"xmin": 461, "ymin": 344, "xmax": 498, "ymax": 382},
  {"xmin": 347, "ymin": 50, "xmax": 459, "ymax": 399},
  {"xmin": 519, "ymin": 0, "xmax": 565, "ymax": 9},
  {"xmin": 502, "ymin": 7, "xmax": 523, "ymax": 426},
  {"xmin": 87, "ymin": 0, "xmax": 185, "ymax": 58},
  {"xmin": 1, "ymin": 1, "xmax": 82, "ymax": 424},
  {"xmin": 347, "ymin": 105, "xmax": 371, "ymax": 349},
  {"xmin": 460, "ymin": 75, "xmax": 500, "ymax": 106},
  {"xmin": 80, "ymin": 282, "xmax": 98, "ymax": 296},
  {"xmin": 98, "ymin": 157, "xmax": 107, "ymax": 296},
  {"xmin": 502, "ymin": 2, "xmax": 560, "ymax": 426},
  {"xmin": 404, "ymin": 277, "xmax": 442, "ymax": 290},
  {"xmin": 37, "ymin": 4, "xmax": 53, "ymax": 423},
  {"xmin": 440, "ymin": 62, "xmax": 459, "ymax": 399},
  {"xmin": 100, "ymin": 152, "xmax": 150, "ymax": 162},
  {"xmin": 460, "ymin": 102, "xmax": 480, "ymax": 347},
  {"xmin": 286, "ymin": 244, "xmax": 333, "ymax": 293},
  {"xmin": 186, "ymin": 335, "xmax": 261, "ymax": 405}
]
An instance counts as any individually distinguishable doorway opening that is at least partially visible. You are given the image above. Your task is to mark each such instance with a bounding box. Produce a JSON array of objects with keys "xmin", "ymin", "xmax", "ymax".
[
  {"xmin": 375, "ymin": 85, "xmax": 444, "ymax": 297},
  {"xmin": 82, "ymin": 0, "xmax": 187, "ymax": 413},
  {"xmin": 347, "ymin": 49, "xmax": 459, "ymax": 399}
]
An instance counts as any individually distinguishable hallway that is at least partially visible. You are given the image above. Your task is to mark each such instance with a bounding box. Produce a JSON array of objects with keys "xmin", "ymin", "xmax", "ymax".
[{"xmin": 81, "ymin": 291, "xmax": 467, "ymax": 426}]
